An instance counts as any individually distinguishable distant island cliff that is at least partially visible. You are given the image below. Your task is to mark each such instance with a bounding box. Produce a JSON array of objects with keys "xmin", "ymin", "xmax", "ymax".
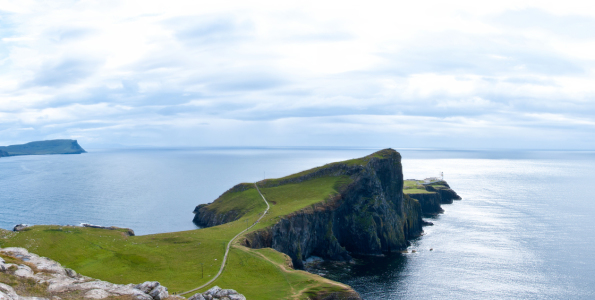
[{"xmin": 0, "ymin": 139, "xmax": 86, "ymax": 157}]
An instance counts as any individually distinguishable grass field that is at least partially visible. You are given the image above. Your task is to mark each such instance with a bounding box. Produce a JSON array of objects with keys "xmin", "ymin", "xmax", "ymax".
[
  {"xmin": 0, "ymin": 176, "xmax": 355, "ymax": 299},
  {"xmin": 403, "ymin": 180, "xmax": 434, "ymax": 194}
]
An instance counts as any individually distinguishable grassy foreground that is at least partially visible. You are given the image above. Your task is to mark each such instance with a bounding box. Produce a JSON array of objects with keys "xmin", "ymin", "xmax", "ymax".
[{"xmin": 0, "ymin": 176, "xmax": 356, "ymax": 299}]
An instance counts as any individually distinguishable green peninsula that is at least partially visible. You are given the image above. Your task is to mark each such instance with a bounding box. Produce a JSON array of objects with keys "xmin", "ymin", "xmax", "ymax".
[{"xmin": 0, "ymin": 139, "xmax": 86, "ymax": 157}]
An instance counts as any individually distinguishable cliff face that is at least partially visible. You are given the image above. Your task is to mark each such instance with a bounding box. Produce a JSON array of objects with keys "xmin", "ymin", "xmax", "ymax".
[
  {"xmin": 193, "ymin": 183, "xmax": 255, "ymax": 227},
  {"xmin": 193, "ymin": 203, "xmax": 242, "ymax": 227},
  {"xmin": 406, "ymin": 193, "xmax": 443, "ymax": 214},
  {"xmin": 432, "ymin": 183, "xmax": 462, "ymax": 204},
  {"xmin": 241, "ymin": 149, "xmax": 423, "ymax": 269},
  {"xmin": 406, "ymin": 181, "xmax": 462, "ymax": 215}
]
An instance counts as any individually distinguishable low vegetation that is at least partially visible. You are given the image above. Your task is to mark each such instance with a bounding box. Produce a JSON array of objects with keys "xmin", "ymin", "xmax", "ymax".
[{"xmin": 403, "ymin": 180, "xmax": 433, "ymax": 194}]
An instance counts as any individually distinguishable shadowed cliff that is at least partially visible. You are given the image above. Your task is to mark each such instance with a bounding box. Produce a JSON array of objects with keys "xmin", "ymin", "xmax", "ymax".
[{"xmin": 404, "ymin": 180, "xmax": 462, "ymax": 215}]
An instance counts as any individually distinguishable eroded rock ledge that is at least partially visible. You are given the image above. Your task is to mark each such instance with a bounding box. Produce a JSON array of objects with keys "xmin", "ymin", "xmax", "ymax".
[{"xmin": 404, "ymin": 180, "xmax": 462, "ymax": 215}]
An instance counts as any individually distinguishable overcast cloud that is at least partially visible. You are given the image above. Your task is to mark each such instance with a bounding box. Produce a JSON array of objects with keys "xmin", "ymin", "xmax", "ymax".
[{"xmin": 1, "ymin": 0, "xmax": 595, "ymax": 149}]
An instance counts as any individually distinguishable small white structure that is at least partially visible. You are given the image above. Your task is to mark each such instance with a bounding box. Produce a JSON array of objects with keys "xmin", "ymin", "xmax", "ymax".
[
  {"xmin": 424, "ymin": 177, "xmax": 439, "ymax": 183},
  {"xmin": 424, "ymin": 173, "xmax": 443, "ymax": 184}
]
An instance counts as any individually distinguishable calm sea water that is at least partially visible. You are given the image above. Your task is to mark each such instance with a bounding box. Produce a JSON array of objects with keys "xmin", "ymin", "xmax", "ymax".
[{"xmin": 1, "ymin": 148, "xmax": 594, "ymax": 299}]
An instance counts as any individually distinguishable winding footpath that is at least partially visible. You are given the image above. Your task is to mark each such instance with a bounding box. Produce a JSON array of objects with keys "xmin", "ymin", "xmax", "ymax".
[{"xmin": 179, "ymin": 183, "xmax": 270, "ymax": 296}]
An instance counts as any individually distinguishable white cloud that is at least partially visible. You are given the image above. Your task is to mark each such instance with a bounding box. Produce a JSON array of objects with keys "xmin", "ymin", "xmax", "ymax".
[{"xmin": 1, "ymin": 0, "xmax": 595, "ymax": 149}]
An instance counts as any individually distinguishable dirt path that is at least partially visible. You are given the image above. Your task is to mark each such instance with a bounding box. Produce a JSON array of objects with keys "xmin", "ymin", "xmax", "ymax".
[{"xmin": 178, "ymin": 183, "xmax": 270, "ymax": 296}]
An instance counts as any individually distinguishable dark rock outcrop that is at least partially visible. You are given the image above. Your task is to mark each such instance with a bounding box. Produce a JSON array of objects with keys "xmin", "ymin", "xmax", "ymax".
[
  {"xmin": 193, "ymin": 183, "xmax": 255, "ymax": 227},
  {"xmin": 193, "ymin": 203, "xmax": 241, "ymax": 228},
  {"xmin": 407, "ymin": 181, "xmax": 462, "ymax": 215},
  {"xmin": 406, "ymin": 193, "xmax": 443, "ymax": 215},
  {"xmin": 12, "ymin": 224, "xmax": 29, "ymax": 232},
  {"xmin": 434, "ymin": 184, "xmax": 462, "ymax": 204}
]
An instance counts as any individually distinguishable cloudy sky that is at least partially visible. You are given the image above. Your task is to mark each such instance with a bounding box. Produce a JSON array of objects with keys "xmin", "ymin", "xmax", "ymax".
[{"xmin": 1, "ymin": 0, "xmax": 595, "ymax": 149}]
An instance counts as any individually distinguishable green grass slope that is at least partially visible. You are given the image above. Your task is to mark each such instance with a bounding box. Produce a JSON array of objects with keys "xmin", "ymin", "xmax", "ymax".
[{"xmin": 403, "ymin": 179, "xmax": 435, "ymax": 194}]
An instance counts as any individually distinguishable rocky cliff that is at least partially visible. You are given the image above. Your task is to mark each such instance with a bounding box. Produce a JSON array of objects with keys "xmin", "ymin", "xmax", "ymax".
[
  {"xmin": 405, "ymin": 181, "xmax": 462, "ymax": 215},
  {"xmin": 195, "ymin": 149, "xmax": 425, "ymax": 269},
  {"xmin": 193, "ymin": 183, "xmax": 255, "ymax": 227},
  {"xmin": 431, "ymin": 182, "xmax": 462, "ymax": 204},
  {"xmin": 405, "ymin": 192, "xmax": 443, "ymax": 214}
]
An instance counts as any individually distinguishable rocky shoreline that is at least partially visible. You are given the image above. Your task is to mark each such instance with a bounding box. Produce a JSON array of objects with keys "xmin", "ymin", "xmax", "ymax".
[{"xmin": 405, "ymin": 181, "xmax": 461, "ymax": 215}]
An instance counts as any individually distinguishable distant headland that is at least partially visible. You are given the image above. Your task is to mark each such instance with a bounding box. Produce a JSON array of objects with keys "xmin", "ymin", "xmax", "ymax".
[{"xmin": 0, "ymin": 139, "xmax": 86, "ymax": 157}]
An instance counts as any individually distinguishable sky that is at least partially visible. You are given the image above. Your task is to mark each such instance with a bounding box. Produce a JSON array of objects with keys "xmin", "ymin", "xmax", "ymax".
[{"xmin": 1, "ymin": 0, "xmax": 595, "ymax": 149}]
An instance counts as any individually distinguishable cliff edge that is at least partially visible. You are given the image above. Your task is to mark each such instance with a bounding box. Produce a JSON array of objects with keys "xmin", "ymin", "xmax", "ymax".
[
  {"xmin": 404, "ymin": 180, "xmax": 462, "ymax": 215},
  {"xmin": 194, "ymin": 149, "xmax": 425, "ymax": 269}
]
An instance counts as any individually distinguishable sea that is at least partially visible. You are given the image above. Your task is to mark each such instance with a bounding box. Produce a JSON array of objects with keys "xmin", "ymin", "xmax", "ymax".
[{"xmin": 1, "ymin": 148, "xmax": 594, "ymax": 299}]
